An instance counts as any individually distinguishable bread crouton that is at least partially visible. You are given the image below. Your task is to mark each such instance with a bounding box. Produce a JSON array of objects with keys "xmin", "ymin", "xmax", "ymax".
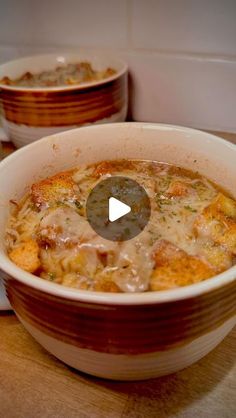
[
  {"xmin": 166, "ymin": 180, "xmax": 190, "ymax": 197},
  {"xmin": 93, "ymin": 160, "xmax": 136, "ymax": 178},
  {"xmin": 93, "ymin": 161, "xmax": 117, "ymax": 178},
  {"xmin": 31, "ymin": 170, "xmax": 76, "ymax": 207},
  {"xmin": 209, "ymin": 193, "xmax": 236, "ymax": 219},
  {"xmin": 94, "ymin": 279, "xmax": 121, "ymax": 292},
  {"xmin": 150, "ymin": 240, "xmax": 214, "ymax": 290},
  {"xmin": 9, "ymin": 239, "xmax": 40, "ymax": 273},
  {"xmin": 200, "ymin": 243, "xmax": 233, "ymax": 273},
  {"xmin": 194, "ymin": 193, "xmax": 236, "ymax": 254}
]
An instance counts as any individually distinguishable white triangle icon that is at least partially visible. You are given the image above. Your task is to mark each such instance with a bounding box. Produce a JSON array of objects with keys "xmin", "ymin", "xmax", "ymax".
[{"xmin": 109, "ymin": 197, "xmax": 131, "ymax": 222}]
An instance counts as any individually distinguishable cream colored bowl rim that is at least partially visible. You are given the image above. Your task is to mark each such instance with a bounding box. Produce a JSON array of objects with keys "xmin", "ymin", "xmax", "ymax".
[
  {"xmin": 0, "ymin": 51, "xmax": 128, "ymax": 92},
  {"xmin": 0, "ymin": 123, "xmax": 235, "ymax": 305}
]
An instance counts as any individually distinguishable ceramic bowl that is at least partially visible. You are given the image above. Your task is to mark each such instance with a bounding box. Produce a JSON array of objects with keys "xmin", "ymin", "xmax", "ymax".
[
  {"xmin": 0, "ymin": 123, "xmax": 235, "ymax": 380},
  {"xmin": 0, "ymin": 52, "xmax": 128, "ymax": 148}
]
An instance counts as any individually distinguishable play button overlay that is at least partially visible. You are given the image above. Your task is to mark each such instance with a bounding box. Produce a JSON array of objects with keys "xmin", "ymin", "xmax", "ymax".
[
  {"xmin": 109, "ymin": 197, "xmax": 131, "ymax": 222},
  {"xmin": 86, "ymin": 176, "xmax": 151, "ymax": 241}
]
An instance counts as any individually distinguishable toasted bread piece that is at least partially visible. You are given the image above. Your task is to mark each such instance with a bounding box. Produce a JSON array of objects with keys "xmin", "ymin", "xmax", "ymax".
[
  {"xmin": 200, "ymin": 243, "xmax": 233, "ymax": 273},
  {"xmin": 93, "ymin": 160, "xmax": 136, "ymax": 178},
  {"xmin": 93, "ymin": 161, "xmax": 117, "ymax": 178},
  {"xmin": 31, "ymin": 170, "xmax": 76, "ymax": 207},
  {"xmin": 166, "ymin": 180, "xmax": 190, "ymax": 197},
  {"xmin": 152, "ymin": 240, "xmax": 183, "ymax": 266},
  {"xmin": 194, "ymin": 193, "xmax": 236, "ymax": 254},
  {"xmin": 9, "ymin": 239, "xmax": 40, "ymax": 273},
  {"xmin": 61, "ymin": 272, "xmax": 120, "ymax": 292},
  {"xmin": 209, "ymin": 193, "xmax": 236, "ymax": 219},
  {"xmin": 150, "ymin": 240, "xmax": 214, "ymax": 290},
  {"xmin": 94, "ymin": 279, "xmax": 121, "ymax": 292}
]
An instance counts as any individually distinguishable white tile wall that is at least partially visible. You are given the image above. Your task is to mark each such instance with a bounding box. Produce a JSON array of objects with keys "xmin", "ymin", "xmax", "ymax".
[
  {"xmin": 0, "ymin": 0, "xmax": 34, "ymax": 44},
  {"xmin": 0, "ymin": 0, "xmax": 128, "ymax": 48},
  {"xmin": 124, "ymin": 52, "xmax": 236, "ymax": 132},
  {"xmin": 0, "ymin": 0, "xmax": 236, "ymax": 132},
  {"xmin": 131, "ymin": 0, "xmax": 236, "ymax": 56}
]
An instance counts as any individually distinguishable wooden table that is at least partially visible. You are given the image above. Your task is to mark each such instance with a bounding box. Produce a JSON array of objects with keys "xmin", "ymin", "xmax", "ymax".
[
  {"xmin": 0, "ymin": 313, "xmax": 235, "ymax": 418},
  {"xmin": 1, "ymin": 131, "xmax": 236, "ymax": 418}
]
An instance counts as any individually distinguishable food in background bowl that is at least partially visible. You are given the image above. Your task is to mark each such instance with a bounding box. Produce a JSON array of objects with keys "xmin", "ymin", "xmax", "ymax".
[
  {"xmin": 0, "ymin": 53, "xmax": 127, "ymax": 148},
  {"xmin": 0, "ymin": 123, "xmax": 235, "ymax": 380},
  {"xmin": 0, "ymin": 62, "xmax": 116, "ymax": 87},
  {"xmin": 6, "ymin": 159, "xmax": 236, "ymax": 292}
]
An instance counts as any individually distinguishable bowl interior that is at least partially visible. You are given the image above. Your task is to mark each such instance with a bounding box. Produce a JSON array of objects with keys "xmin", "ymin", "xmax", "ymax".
[
  {"xmin": 0, "ymin": 51, "xmax": 127, "ymax": 91},
  {"xmin": 0, "ymin": 122, "xmax": 235, "ymax": 303}
]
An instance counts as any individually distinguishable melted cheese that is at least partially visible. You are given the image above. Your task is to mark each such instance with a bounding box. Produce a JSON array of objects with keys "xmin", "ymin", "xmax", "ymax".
[{"xmin": 6, "ymin": 160, "xmax": 235, "ymax": 292}]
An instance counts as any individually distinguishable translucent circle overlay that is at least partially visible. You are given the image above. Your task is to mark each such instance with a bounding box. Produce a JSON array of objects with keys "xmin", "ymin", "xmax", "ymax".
[{"xmin": 86, "ymin": 176, "xmax": 151, "ymax": 241}]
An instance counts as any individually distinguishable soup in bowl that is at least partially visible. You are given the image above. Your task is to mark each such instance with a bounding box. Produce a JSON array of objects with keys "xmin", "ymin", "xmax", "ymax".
[
  {"xmin": 0, "ymin": 52, "xmax": 128, "ymax": 148},
  {"xmin": 6, "ymin": 160, "xmax": 236, "ymax": 292},
  {"xmin": 0, "ymin": 123, "xmax": 235, "ymax": 380}
]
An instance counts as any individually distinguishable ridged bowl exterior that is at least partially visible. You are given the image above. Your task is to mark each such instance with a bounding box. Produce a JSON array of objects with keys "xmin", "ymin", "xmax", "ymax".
[
  {"xmin": 0, "ymin": 123, "xmax": 235, "ymax": 379},
  {"xmin": 0, "ymin": 53, "xmax": 128, "ymax": 147},
  {"xmin": 5, "ymin": 277, "xmax": 236, "ymax": 380},
  {"xmin": 6, "ymin": 279, "xmax": 236, "ymax": 355}
]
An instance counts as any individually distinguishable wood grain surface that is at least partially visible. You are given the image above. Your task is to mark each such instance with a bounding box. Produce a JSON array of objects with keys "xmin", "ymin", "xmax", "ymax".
[
  {"xmin": 0, "ymin": 313, "xmax": 235, "ymax": 418},
  {"xmin": 0, "ymin": 130, "xmax": 235, "ymax": 418}
]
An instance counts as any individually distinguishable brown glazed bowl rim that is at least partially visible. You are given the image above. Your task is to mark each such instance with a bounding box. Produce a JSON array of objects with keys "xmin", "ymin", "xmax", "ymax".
[
  {"xmin": 0, "ymin": 122, "xmax": 235, "ymax": 305},
  {"xmin": 0, "ymin": 51, "xmax": 128, "ymax": 93}
]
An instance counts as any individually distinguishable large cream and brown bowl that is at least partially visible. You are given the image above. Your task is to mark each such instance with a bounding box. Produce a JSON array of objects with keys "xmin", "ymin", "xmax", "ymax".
[
  {"xmin": 0, "ymin": 52, "xmax": 128, "ymax": 148},
  {"xmin": 0, "ymin": 123, "xmax": 235, "ymax": 380}
]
